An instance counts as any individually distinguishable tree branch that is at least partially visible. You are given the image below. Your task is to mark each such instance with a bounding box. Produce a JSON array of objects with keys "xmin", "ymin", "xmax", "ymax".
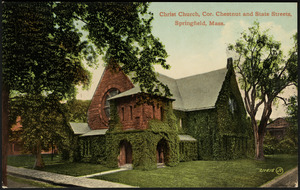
[{"xmin": 276, "ymin": 96, "xmax": 288, "ymax": 105}]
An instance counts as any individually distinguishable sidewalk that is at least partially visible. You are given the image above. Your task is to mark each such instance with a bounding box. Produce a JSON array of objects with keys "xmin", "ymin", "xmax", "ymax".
[
  {"xmin": 7, "ymin": 165, "xmax": 137, "ymax": 188},
  {"xmin": 260, "ymin": 167, "xmax": 298, "ymax": 188}
]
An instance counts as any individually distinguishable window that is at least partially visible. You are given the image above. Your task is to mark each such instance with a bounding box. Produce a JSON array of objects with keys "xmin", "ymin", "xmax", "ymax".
[
  {"xmin": 122, "ymin": 107, "xmax": 125, "ymax": 121},
  {"xmin": 130, "ymin": 106, "xmax": 133, "ymax": 120},
  {"xmin": 160, "ymin": 106, "xmax": 164, "ymax": 121},
  {"xmin": 104, "ymin": 88, "xmax": 119, "ymax": 118},
  {"xmin": 228, "ymin": 98, "xmax": 236, "ymax": 114},
  {"xmin": 153, "ymin": 105, "xmax": 155, "ymax": 119},
  {"xmin": 179, "ymin": 118, "xmax": 182, "ymax": 128}
]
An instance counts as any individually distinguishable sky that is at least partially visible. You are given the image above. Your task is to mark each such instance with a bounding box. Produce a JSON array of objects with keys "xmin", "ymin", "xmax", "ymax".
[{"xmin": 76, "ymin": 2, "xmax": 297, "ymax": 119}]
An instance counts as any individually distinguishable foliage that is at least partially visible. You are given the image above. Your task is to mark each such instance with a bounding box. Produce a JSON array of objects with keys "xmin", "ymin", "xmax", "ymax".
[
  {"xmin": 105, "ymin": 100, "xmax": 180, "ymax": 170},
  {"xmin": 228, "ymin": 21, "xmax": 297, "ymax": 160},
  {"xmin": 264, "ymin": 131, "xmax": 298, "ymax": 155},
  {"xmin": 65, "ymin": 99, "xmax": 91, "ymax": 123},
  {"xmin": 174, "ymin": 65, "xmax": 253, "ymax": 160},
  {"xmin": 94, "ymin": 154, "xmax": 298, "ymax": 188},
  {"xmin": 78, "ymin": 136, "xmax": 106, "ymax": 164},
  {"xmin": 2, "ymin": 2, "xmax": 94, "ymax": 99},
  {"xmin": 284, "ymin": 96, "xmax": 298, "ymax": 154},
  {"xmin": 2, "ymin": 2, "xmax": 95, "ymax": 168},
  {"xmin": 3, "ymin": 2, "xmax": 169, "ymax": 169},
  {"xmin": 285, "ymin": 33, "xmax": 298, "ymax": 152},
  {"xmin": 2, "ymin": 2, "xmax": 169, "ymax": 182},
  {"xmin": 75, "ymin": 99, "xmax": 184, "ymax": 170},
  {"xmin": 179, "ymin": 141, "xmax": 198, "ymax": 162},
  {"xmin": 9, "ymin": 95, "xmax": 72, "ymax": 167},
  {"xmin": 72, "ymin": 2, "xmax": 170, "ymax": 97}
]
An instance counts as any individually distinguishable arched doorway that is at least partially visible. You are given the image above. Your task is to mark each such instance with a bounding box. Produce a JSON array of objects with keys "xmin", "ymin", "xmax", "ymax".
[
  {"xmin": 118, "ymin": 140, "xmax": 132, "ymax": 166},
  {"xmin": 156, "ymin": 138, "xmax": 169, "ymax": 164}
]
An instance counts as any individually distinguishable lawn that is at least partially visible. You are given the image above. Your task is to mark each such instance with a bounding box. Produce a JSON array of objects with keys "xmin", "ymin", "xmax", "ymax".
[
  {"xmin": 7, "ymin": 154, "xmax": 113, "ymax": 177},
  {"xmin": 93, "ymin": 154, "xmax": 298, "ymax": 188},
  {"xmin": 7, "ymin": 175, "xmax": 63, "ymax": 188},
  {"xmin": 8, "ymin": 154, "xmax": 297, "ymax": 187}
]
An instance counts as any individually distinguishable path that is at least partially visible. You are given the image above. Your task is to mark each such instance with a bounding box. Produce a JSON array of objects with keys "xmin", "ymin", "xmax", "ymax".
[
  {"xmin": 79, "ymin": 164, "xmax": 133, "ymax": 178},
  {"xmin": 261, "ymin": 167, "xmax": 298, "ymax": 188},
  {"xmin": 7, "ymin": 165, "xmax": 136, "ymax": 188}
]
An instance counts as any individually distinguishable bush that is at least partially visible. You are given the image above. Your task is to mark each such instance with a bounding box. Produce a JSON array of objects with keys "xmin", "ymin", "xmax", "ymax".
[{"xmin": 264, "ymin": 132, "xmax": 298, "ymax": 154}]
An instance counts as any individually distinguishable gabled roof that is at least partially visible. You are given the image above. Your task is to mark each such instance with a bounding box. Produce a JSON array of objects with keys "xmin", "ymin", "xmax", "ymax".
[
  {"xmin": 175, "ymin": 68, "xmax": 227, "ymax": 111},
  {"xmin": 109, "ymin": 67, "xmax": 228, "ymax": 111},
  {"xmin": 267, "ymin": 117, "xmax": 290, "ymax": 129},
  {"xmin": 69, "ymin": 122, "xmax": 91, "ymax": 135}
]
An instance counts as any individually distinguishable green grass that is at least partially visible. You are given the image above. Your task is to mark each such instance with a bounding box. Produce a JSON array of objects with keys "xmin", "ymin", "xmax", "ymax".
[
  {"xmin": 7, "ymin": 154, "xmax": 62, "ymax": 168},
  {"xmin": 7, "ymin": 175, "xmax": 63, "ymax": 188},
  {"xmin": 7, "ymin": 154, "xmax": 113, "ymax": 177},
  {"xmin": 8, "ymin": 154, "xmax": 297, "ymax": 187},
  {"xmin": 93, "ymin": 154, "xmax": 298, "ymax": 188}
]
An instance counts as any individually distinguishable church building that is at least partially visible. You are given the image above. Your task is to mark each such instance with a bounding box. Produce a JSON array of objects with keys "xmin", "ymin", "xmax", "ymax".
[{"xmin": 69, "ymin": 58, "xmax": 252, "ymax": 170}]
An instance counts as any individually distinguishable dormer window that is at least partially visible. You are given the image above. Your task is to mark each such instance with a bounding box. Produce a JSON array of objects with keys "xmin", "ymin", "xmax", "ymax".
[{"xmin": 104, "ymin": 88, "xmax": 119, "ymax": 118}]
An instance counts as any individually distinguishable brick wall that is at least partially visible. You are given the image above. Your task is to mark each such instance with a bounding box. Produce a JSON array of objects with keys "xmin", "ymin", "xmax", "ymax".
[
  {"xmin": 116, "ymin": 96, "xmax": 165, "ymax": 130},
  {"xmin": 88, "ymin": 67, "xmax": 134, "ymax": 130}
]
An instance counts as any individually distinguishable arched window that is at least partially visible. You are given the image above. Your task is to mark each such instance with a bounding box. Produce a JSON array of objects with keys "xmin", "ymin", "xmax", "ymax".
[{"xmin": 104, "ymin": 88, "xmax": 119, "ymax": 118}]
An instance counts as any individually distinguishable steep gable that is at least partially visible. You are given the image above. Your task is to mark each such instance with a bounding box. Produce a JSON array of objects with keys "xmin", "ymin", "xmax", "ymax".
[
  {"xmin": 110, "ymin": 68, "xmax": 228, "ymax": 112},
  {"xmin": 175, "ymin": 68, "xmax": 227, "ymax": 111},
  {"xmin": 87, "ymin": 66, "xmax": 134, "ymax": 130}
]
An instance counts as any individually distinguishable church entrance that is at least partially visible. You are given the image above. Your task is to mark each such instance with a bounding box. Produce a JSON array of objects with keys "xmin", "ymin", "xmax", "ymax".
[
  {"xmin": 118, "ymin": 140, "xmax": 132, "ymax": 166},
  {"xmin": 156, "ymin": 138, "xmax": 168, "ymax": 164}
]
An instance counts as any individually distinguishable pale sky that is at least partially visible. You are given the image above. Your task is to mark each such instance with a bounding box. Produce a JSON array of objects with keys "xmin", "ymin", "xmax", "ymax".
[{"xmin": 76, "ymin": 2, "xmax": 297, "ymax": 119}]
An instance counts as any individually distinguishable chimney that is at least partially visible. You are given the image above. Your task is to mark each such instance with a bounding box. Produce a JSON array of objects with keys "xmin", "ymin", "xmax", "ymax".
[{"xmin": 227, "ymin": 57, "xmax": 233, "ymax": 69}]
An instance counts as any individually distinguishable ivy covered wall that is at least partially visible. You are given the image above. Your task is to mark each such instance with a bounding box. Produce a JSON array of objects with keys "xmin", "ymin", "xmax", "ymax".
[
  {"xmin": 78, "ymin": 135, "xmax": 106, "ymax": 164},
  {"xmin": 179, "ymin": 141, "xmax": 198, "ymax": 162},
  {"xmin": 214, "ymin": 64, "xmax": 254, "ymax": 159},
  {"xmin": 105, "ymin": 98, "xmax": 181, "ymax": 170},
  {"xmin": 174, "ymin": 65, "xmax": 253, "ymax": 160},
  {"xmin": 174, "ymin": 109, "xmax": 218, "ymax": 160}
]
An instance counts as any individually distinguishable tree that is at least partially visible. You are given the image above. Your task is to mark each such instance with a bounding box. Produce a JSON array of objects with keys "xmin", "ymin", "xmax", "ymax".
[
  {"xmin": 285, "ymin": 32, "xmax": 298, "ymax": 151},
  {"xmin": 65, "ymin": 99, "xmax": 91, "ymax": 123},
  {"xmin": 9, "ymin": 95, "xmax": 70, "ymax": 168},
  {"xmin": 228, "ymin": 21, "xmax": 297, "ymax": 160},
  {"xmin": 74, "ymin": 2, "xmax": 170, "ymax": 97},
  {"xmin": 2, "ymin": 2, "xmax": 93, "ymax": 171},
  {"xmin": 2, "ymin": 2, "xmax": 169, "ymax": 182}
]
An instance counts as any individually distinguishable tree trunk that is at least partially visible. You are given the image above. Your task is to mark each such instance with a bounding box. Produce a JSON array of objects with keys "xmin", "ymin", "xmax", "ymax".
[
  {"xmin": 51, "ymin": 142, "xmax": 54, "ymax": 161},
  {"xmin": 2, "ymin": 84, "xmax": 9, "ymax": 186},
  {"xmin": 255, "ymin": 132, "xmax": 265, "ymax": 160},
  {"xmin": 34, "ymin": 140, "xmax": 45, "ymax": 168},
  {"xmin": 253, "ymin": 115, "xmax": 269, "ymax": 161}
]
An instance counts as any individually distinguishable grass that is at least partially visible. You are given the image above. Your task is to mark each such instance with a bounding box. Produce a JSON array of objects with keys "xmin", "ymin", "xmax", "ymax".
[
  {"xmin": 93, "ymin": 154, "xmax": 298, "ymax": 188},
  {"xmin": 7, "ymin": 154, "xmax": 62, "ymax": 168},
  {"xmin": 7, "ymin": 154, "xmax": 113, "ymax": 177},
  {"xmin": 8, "ymin": 154, "xmax": 297, "ymax": 187},
  {"xmin": 7, "ymin": 175, "xmax": 63, "ymax": 188}
]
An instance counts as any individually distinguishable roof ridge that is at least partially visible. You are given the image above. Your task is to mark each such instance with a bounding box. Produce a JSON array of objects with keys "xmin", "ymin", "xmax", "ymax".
[{"xmin": 176, "ymin": 67, "xmax": 227, "ymax": 81}]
